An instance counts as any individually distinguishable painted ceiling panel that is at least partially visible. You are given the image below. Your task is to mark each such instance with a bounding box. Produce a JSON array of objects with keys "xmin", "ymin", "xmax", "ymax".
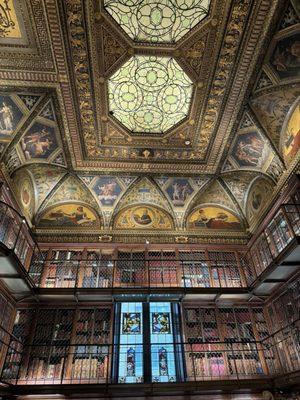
[
  {"xmin": 221, "ymin": 171, "xmax": 260, "ymax": 213},
  {"xmin": 40, "ymin": 174, "xmax": 99, "ymax": 213},
  {"xmin": 191, "ymin": 180, "xmax": 240, "ymax": 216},
  {"xmin": 250, "ymin": 85, "xmax": 300, "ymax": 150},
  {"xmin": 116, "ymin": 177, "xmax": 172, "ymax": 214},
  {"xmin": 25, "ymin": 164, "xmax": 67, "ymax": 211},
  {"xmin": 222, "ymin": 111, "xmax": 286, "ymax": 181},
  {"xmin": 0, "ymin": 0, "xmax": 299, "ymax": 242}
]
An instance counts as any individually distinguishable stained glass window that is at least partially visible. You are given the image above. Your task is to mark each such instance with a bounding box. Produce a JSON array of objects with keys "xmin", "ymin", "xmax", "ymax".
[
  {"xmin": 118, "ymin": 303, "xmax": 143, "ymax": 383},
  {"xmin": 117, "ymin": 302, "xmax": 179, "ymax": 383},
  {"xmin": 108, "ymin": 56, "xmax": 193, "ymax": 134},
  {"xmin": 104, "ymin": 0, "xmax": 211, "ymax": 44},
  {"xmin": 150, "ymin": 303, "xmax": 176, "ymax": 382}
]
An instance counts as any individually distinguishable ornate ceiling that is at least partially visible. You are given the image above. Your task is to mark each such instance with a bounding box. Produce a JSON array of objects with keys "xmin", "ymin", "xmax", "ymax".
[{"xmin": 0, "ymin": 0, "xmax": 299, "ymax": 243}]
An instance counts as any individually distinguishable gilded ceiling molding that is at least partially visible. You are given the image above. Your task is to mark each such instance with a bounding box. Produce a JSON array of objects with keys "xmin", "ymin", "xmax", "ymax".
[{"xmin": 211, "ymin": 0, "xmax": 284, "ymax": 168}]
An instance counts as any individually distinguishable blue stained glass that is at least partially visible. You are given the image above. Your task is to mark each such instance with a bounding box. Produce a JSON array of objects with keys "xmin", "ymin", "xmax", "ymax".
[
  {"xmin": 150, "ymin": 303, "xmax": 176, "ymax": 382},
  {"xmin": 118, "ymin": 303, "xmax": 143, "ymax": 383}
]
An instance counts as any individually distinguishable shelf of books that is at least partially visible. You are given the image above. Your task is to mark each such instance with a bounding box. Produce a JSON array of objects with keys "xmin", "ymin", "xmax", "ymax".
[
  {"xmin": 80, "ymin": 250, "xmax": 114, "ymax": 288},
  {"xmin": 263, "ymin": 275, "xmax": 300, "ymax": 375},
  {"xmin": 30, "ymin": 247, "xmax": 248, "ymax": 289},
  {"xmin": 66, "ymin": 308, "xmax": 111, "ymax": 383},
  {"xmin": 41, "ymin": 250, "xmax": 83, "ymax": 288},
  {"xmin": 0, "ymin": 293, "xmax": 15, "ymax": 375},
  {"xmin": 183, "ymin": 306, "xmax": 269, "ymax": 380},
  {"xmin": 3, "ymin": 306, "xmax": 112, "ymax": 384},
  {"xmin": 1, "ymin": 309, "xmax": 35, "ymax": 382}
]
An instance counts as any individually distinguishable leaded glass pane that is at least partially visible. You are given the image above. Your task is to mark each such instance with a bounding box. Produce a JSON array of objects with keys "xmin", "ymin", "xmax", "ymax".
[
  {"xmin": 150, "ymin": 302, "xmax": 176, "ymax": 382},
  {"xmin": 104, "ymin": 0, "xmax": 211, "ymax": 43},
  {"xmin": 108, "ymin": 56, "xmax": 193, "ymax": 134},
  {"xmin": 118, "ymin": 303, "xmax": 143, "ymax": 383}
]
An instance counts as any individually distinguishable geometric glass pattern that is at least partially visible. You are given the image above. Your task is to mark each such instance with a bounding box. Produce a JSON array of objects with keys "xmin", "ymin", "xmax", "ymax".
[
  {"xmin": 108, "ymin": 56, "xmax": 193, "ymax": 134},
  {"xmin": 104, "ymin": 0, "xmax": 211, "ymax": 44}
]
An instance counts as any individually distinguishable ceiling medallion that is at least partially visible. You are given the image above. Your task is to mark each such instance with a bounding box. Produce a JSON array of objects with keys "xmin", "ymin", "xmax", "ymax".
[
  {"xmin": 108, "ymin": 55, "xmax": 193, "ymax": 134},
  {"xmin": 104, "ymin": 0, "xmax": 211, "ymax": 43}
]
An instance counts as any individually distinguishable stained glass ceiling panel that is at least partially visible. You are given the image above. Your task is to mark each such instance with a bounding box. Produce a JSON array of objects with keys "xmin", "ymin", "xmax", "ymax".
[
  {"xmin": 103, "ymin": 0, "xmax": 211, "ymax": 44},
  {"xmin": 108, "ymin": 56, "xmax": 193, "ymax": 134}
]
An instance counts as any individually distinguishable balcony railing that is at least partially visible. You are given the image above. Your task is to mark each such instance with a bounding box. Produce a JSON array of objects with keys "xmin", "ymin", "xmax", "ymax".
[
  {"xmin": 245, "ymin": 204, "xmax": 300, "ymax": 283},
  {"xmin": 0, "ymin": 201, "xmax": 44, "ymax": 272},
  {"xmin": 1, "ymin": 331, "xmax": 299, "ymax": 386},
  {"xmin": 28, "ymin": 258, "xmax": 248, "ymax": 290}
]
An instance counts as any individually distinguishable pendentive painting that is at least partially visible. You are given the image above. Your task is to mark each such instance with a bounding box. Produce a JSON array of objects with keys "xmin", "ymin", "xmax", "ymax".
[
  {"xmin": 231, "ymin": 131, "xmax": 267, "ymax": 168},
  {"xmin": 283, "ymin": 101, "xmax": 300, "ymax": 165},
  {"xmin": 152, "ymin": 313, "xmax": 171, "ymax": 334},
  {"xmin": 122, "ymin": 313, "xmax": 141, "ymax": 334},
  {"xmin": 188, "ymin": 206, "xmax": 242, "ymax": 230},
  {"xmin": 92, "ymin": 177, "xmax": 122, "ymax": 206},
  {"xmin": 114, "ymin": 205, "xmax": 173, "ymax": 230},
  {"xmin": 21, "ymin": 122, "xmax": 58, "ymax": 160},
  {"xmin": 0, "ymin": 95, "xmax": 23, "ymax": 139},
  {"xmin": 38, "ymin": 204, "xmax": 98, "ymax": 227},
  {"xmin": 247, "ymin": 179, "xmax": 274, "ymax": 222},
  {"xmin": 165, "ymin": 178, "xmax": 194, "ymax": 207},
  {"xmin": 271, "ymin": 33, "xmax": 300, "ymax": 79}
]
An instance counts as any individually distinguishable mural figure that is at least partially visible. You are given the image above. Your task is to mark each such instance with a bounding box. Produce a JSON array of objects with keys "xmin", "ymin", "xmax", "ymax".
[
  {"xmin": 20, "ymin": 179, "xmax": 32, "ymax": 208},
  {"xmin": 93, "ymin": 177, "xmax": 122, "ymax": 206},
  {"xmin": 188, "ymin": 206, "xmax": 242, "ymax": 230},
  {"xmin": 232, "ymin": 131, "xmax": 266, "ymax": 167},
  {"xmin": 0, "ymin": 96, "xmax": 23, "ymax": 138},
  {"xmin": 152, "ymin": 313, "xmax": 171, "ymax": 334},
  {"xmin": 115, "ymin": 205, "xmax": 173, "ymax": 230},
  {"xmin": 166, "ymin": 179, "xmax": 194, "ymax": 206},
  {"xmin": 122, "ymin": 313, "xmax": 141, "ymax": 334},
  {"xmin": 39, "ymin": 204, "xmax": 97, "ymax": 227},
  {"xmin": 284, "ymin": 102, "xmax": 300, "ymax": 164},
  {"xmin": 21, "ymin": 123, "xmax": 58, "ymax": 159},
  {"xmin": 247, "ymin": 179, "xmax": 273, "ymax": 221},
  {"xmin": 133, "ymin": 208, "xmax": 152, "ymax": 225},
  {"xmin": 251, "ymin": 190, "xmax": 262, "ymax": 211},
  {"xmin": 0, "ymin": 101, "xmax": 13, "ymax": 131},
  {"xmin": 271, "ymin": 34, "xmax": 300, "ymax": 79}
]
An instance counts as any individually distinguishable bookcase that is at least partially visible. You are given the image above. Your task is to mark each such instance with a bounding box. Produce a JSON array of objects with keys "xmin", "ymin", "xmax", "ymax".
[
  {"xmin": 148, "ymin": 250, "xmax": 179, "ymax": 287},
  {"xmin": 80, "ymin": 250, "xmax": 114, "ymax": 288},
  {"xmin": 0, "ymin": 293, "xmax": 15, "ymax": 376},
  {"xmin": 25, "ymin": 309, "xmax": 74, "ymax": 382},
  {"xmin": 6, "ymin": 306, "xmax": 112, "ymax": 384},
  {"xmin": 34, "ymin": 246, "xmax": 249, "ymax": 289},
  {"xmin": 1, "ymin": 309, "xmax": 35, "ymax": 381},
  {"xmin": 183, "ymin": 306, "xmax": 268, "ymax": 379},
  {"xmin": 67, "ymin": 307, "xmax": 111, "ymax": 382},
  {"xmin": 41, "ymin": 250, "xmax": 82, "ymax": 288},
  {"xmin": 179, "ymin": 251, "xmax": 210, "ymax": 288}
]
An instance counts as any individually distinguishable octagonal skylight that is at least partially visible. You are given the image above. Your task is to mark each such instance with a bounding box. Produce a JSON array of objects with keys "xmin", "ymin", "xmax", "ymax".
[
  {"xmin": 108, "ymin": 56, "xmax": 193, "ymax": 134},
  {"xmin": 104, "ymin": 0, "xmax": 211, "ymax": 44}
]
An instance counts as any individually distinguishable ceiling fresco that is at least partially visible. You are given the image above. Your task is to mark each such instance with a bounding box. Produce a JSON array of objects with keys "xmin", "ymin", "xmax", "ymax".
[
  {"xmin": 187, "ymin": 206, "xmax": 243, "ymax": 231},
  {"xmin": 0, "ymin": 0, "xmax": 299, "ymax": 243}
]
